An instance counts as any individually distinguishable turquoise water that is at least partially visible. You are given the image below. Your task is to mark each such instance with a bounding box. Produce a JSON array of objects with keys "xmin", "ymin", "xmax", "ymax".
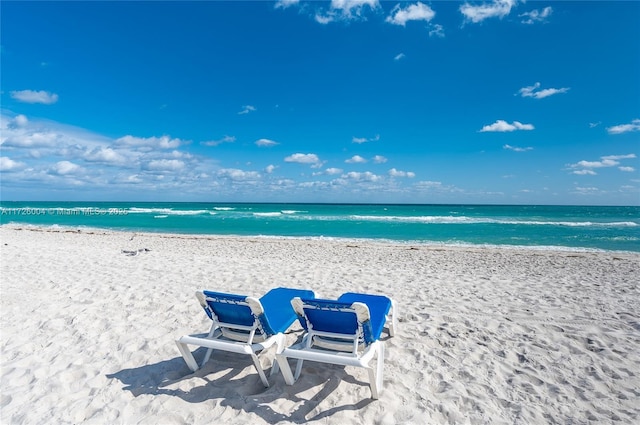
[{"xmin": 1, "ymin": 202, "xmax": 639, "ymax": 252}]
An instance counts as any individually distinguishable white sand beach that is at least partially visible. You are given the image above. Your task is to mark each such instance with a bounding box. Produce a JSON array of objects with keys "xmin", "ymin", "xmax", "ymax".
[{"xmin": 1, "ymin": 225, "xmax": 639, "ymax": 424}]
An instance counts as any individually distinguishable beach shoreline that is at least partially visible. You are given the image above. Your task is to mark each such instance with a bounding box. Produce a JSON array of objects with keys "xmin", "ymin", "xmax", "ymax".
[{"xmin": 1, "ymin": 226, "xmax": 639, "ymax": 424}]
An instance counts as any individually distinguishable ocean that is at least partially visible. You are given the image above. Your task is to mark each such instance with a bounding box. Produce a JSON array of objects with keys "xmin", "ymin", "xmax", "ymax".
[{"xmin": 1, "ymin": 202, "xmax": 638, "ymax": 253}]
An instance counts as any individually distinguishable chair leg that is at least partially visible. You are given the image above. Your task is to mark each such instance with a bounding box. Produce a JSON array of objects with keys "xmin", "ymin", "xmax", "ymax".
[
  {"xmin": 388, "ymin": 299, "xmax": 397, "ymax": 337},
  {"xmin": 175, "ymin": 340, "xmax": 199, "ymax": 372},
  {"xmin": 376, "ymin": 342, "xmax": 385, "ymax": 395},
  {"xmin": 251, "ymin": 353, "xmax": 270, "ymax": 387},
  {"xmin": 202, "ymin": 348, "xmax": 214, "ymax": 367},
  {"xmin": 276, "ymin": 354, "xmax": 296, "ymax": 385},
  {"xmin": 294, "ymin": 358, "xmax": 304, "ymax": 380},
  {"xmin": 367, "ymin": 365, "xmax": 379, "ymax": 399},
  {"xmin": 270, "ymin": 334, "xmax": 284, "ymax": 377},
  {"xmin": 365, "ymin": 342, "xmax": 384, "ymax": 399}
]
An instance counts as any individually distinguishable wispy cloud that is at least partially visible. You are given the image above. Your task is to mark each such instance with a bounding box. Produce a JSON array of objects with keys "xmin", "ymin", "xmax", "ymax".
[
  {"xmin": 480, "ymin": 120, "xmax": 534, "ymax": 132},
  {"xmin": 373, "ymin": 155, "xmax": 387, "ymax": 164},
  {"xmin": 607, "ymin": 119, "xmax": 640, "ymax": 134},
  {"xmin": 394, "ymin": 53, "xmax": 406, "ymax": 61},
  {"xmin": 519, "ymin": 6, "xmax": 552, "ymax": 24},
  {"xmin": 314, "ymin": 0, "xmax": 380, "ymax": 24},
  {"xmin": 429, "ymin": 24, "xmax": 445, "ymax": 38},
  {"xmin": 504, "ymin": 144, "xmax": 533, "ymax": 152},
  {"xmin": 10, "ymin": 89, "xmax": 59, "ymax": 104},
  {"xmin": 386, "ymin": 2, "xmax": 435, "ymax": 26},
  {"xmin": 518, "ymin": 82, "xmax": 569, "ymax": 99},
  {"xmin": 217, "ymin": 168, "xmax": 261, "ymax": 181},
  {"xmin": 115, "ymin": 135, "xmax": 184, "ymax": 151},
  {"xmin": 201, "ymin": 135, "xmax": 236, "ymax": 147},
  {"xmin": 568, "ymin": 154, "xmax": 637, "ymax": 175},
  {"xmin": 238, "ymin": 105, "xmax": 256, "ymax": 115},
  {"xmin": 255, "ymin": 138, "xmax": 279, "ymax": 147},
  {"xmin": 352, "ymin": 134, "xmax": 379, "ymax": 144},
  {"xmin": 460, "ymin": 0, "xmax": 517, "ymax": 24},
  {"xmin": 274, "ymin": 0, "xmax": 300, "ymax": 10}
]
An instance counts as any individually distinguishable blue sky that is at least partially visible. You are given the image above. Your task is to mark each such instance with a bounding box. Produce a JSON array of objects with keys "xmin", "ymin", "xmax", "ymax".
[{"xmin": 1, "ymin": 1, "xmax": 639, "ymax": 205}]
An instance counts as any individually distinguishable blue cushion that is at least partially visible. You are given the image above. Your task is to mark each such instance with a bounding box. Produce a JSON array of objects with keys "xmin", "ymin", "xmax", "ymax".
[{"xmin": 259, "ymin": 287, "xmax": 315, "ymax": 334}]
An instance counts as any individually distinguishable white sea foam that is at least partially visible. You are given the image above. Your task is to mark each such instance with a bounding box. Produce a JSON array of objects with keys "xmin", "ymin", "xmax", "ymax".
[{"xmin": 128, "ymin": 208, "xmax": 209, "ymax": 216}]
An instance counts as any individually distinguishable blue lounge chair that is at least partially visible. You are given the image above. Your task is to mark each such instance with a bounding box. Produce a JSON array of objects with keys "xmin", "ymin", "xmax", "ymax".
[
  {"xmin": 276, "ymin": 292, "xmax": 396, "ymax": 399},
  {"xmin": 175, "ymin": 287, "xmax": 315, "ymax": 387}
]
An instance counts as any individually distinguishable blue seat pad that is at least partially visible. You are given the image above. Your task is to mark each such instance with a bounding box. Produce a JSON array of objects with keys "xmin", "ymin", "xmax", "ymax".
[{"xmin": 260, "ymin": 288, "xmax": 315, "ymax": 334}]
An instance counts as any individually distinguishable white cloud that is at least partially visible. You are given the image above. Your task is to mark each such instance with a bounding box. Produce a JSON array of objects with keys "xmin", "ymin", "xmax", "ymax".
[
  {"xmin": 429, "ymin": 24, "xmax": 445, "ymax": 38},
  {"xmin": 569, "ymin": 154, "xmax": 637, "ymax": 175},
  {"xmin": 217, "ymin": 168, "xmax": 261, "ymax": 180},
  {"xmin": 1, "ymin": 130, "xmax": 59, "ymax": 148},
  {"xmin": 13, "ymin": 115, "xmax": 28, "ymax": 127},
  {"xmin": 504, "ymin": 144, "xmax": 533, "ymax": 152},
  {"xmin": 386, "ymin": 2, "xmax": 435, "ymax": 26},
  {"xmin": 480, "ymin": 120, "xmax": 534, "ymax": 132},
  {"xmin": 145, "ymin": 159, "xmax": 185, "ymax": 171},
  {"xmin": 352, "ymin": 134, "xmax": 379, "ymax": 144},
  {"xmin": 346, "ymin": 155, "xmax": 367, "ymax": 164},
  {"xmin": 265, "ymin": 164, "xmax": 277, "ymax": 174},
  {"xmin": 10, "ymin": 90, "xmax": 59, "ymax": 104},
  {"xmin": 518, "ymin": 82, "xmax": 569, "ymax": 99},
  {"xmin": 460, "ymin": 0, "xmax": 517, "ymax": 24},
  {"xmin": 388, "ymin": 168, "xmax": 416, "ymax": 178},
  {"xmin": 519, "ymin": 6, "xmax": 552, "ymax": 24},
  {"xmin": 53, "ymin": 160, "xmax": 81, "ymax": 175},
  {"xmin": 325, "ymin": 167, "xmax": 343, "ymax": 175},
  {"xmin": 255, "ymin": 138, "xmax": 279, "ymax": 147},
  {"xmin": 115, "ymin": 135, "xmax": 183, "ymax": 150},
  {"xmin": 274, "ymin": 0, "xmax": 299, "ymax": 9},
  {"xmin": 394, "ymin": 53, "xmax": 405, "ymax": 61},
  {"xmin": 284, "ymin": 153, "xmax": 321, "ymax": 166},
  {"xmin": 415, "ymin": 180, "xmax": 444, "ymax": 190},
  {"xmin": 373, "ymin": 155, "xmax": 387, "ymax": 164},
  {"xmin": 572, "ymin": 169, "xmax": 597, "ymax": 176},
  {"xmin": 238, "ymin": 105, "xmax": 257, "ymax": 115},
  {"xmin": 343, "ymin": 171, "xmax": 382, "ymax": 182},
  {"xmin": 331, "ymin": 0, "xmax": 378, "ymax": 16},
  {"xmin": 607, "ymin": 119, "xmax": 640, "ymax": 134},
  {"xmin": 201, "ymin": 135, "xmax": 236, "ymax": 147},
  {"xmin": 0, "ymin": 156, "xmax": 25, "ymax": 172},
  {"xmin": 314, "ymin": 0, "xmax": 379, "ymax": 24},
  {"xmin": 83, "ymin": 147, "xmax": 127, "ymax": 165},
  {"xmin": 315, "ymin": 13, "xmax": 334, "ymax": 24},
  {"xmin": 619, "ymin": 166, "xmax": 635, "ymax": 172}
]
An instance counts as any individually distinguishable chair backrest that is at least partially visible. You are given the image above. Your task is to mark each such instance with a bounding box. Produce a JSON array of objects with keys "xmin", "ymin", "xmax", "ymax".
[
  {"xmin": 196, "ymin": 291, "xmax": 264, "ymax": 332},
  {"xmin": 292, "ymin": 298, "xmax": 376, "ymax": 345}
]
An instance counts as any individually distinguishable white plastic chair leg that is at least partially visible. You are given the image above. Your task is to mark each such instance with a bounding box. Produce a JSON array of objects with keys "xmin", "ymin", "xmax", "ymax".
[
  {"xmin": 276, "ymin": 354, "xmax": 297, "ymax": 385},
  {"xmin": 175, "ymin": 340, "xmax": 199, "ymax": 372},
  {"xmin": 251, "ymin": 353, "xmax": 270, "ymax": 387}
]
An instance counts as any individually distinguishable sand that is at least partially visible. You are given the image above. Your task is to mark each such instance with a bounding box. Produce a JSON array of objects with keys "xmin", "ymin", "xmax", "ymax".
[{"xmin": 1, "ymin": 225, "xmax": 639, "ymax": 424}]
